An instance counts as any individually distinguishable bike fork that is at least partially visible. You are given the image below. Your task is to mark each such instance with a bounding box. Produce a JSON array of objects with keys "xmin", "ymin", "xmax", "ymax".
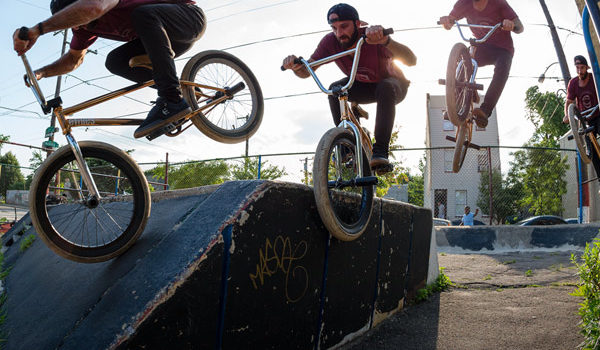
[{"xmin": 65, "ymin": 133, "xmax": 101, "ymax": 201}]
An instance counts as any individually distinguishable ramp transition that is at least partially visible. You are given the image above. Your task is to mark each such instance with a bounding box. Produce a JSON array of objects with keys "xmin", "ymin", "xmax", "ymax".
[{"xmin": 1, "ymin": 180, "xmax": 432, "ymax": 350}]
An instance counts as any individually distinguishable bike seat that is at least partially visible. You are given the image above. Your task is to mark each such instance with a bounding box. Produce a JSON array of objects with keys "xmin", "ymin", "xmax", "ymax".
[{"xmin": 129, "ymin": 55, "xmax": 153, "ymax": 70}]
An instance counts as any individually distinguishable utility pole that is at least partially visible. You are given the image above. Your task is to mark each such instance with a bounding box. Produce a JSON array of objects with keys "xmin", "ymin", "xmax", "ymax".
[
  {"xmin": 539, "ymin": 0, "xmax": 571, "ymax": 88},
  {"xmin": 45, "ymin": 30, "xmax": 68, "ymax": 157}
]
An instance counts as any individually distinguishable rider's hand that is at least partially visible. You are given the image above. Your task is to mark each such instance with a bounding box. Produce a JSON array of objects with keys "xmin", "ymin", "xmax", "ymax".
[
  {"xmin": 501, "ymin": 19, "xmax": 515, "ymax": 32},
  {"xmin": 439, "ymin": 16, "xmax": 454, "ymax": 30},
  {"xmin": 13, "ymin": 26, "xmax": 40, "ymax": 56},
  {"xmin": 24, "ymin": 70, "xmax": 44, "ymax": 87},
  {"xmin": 282, "ymin": 55, "xmax": 303, "ymax": 72},
  {"xmin": 365, "ymin": 25, "xmax": 388, "ymax": 45}
]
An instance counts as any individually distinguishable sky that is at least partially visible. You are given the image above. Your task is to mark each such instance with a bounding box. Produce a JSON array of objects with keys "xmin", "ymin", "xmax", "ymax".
[{"xmin": 0, "ymin": 0, "xmax": 590, "ymax": 179}]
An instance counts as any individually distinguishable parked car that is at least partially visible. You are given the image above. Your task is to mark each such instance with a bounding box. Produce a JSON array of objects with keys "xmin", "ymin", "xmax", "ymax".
[
  {"xmin": 564, "ymin": 218, "xmax": 580, "ymax": 224},
  {"xmin": 515, "ymin": 215, "xmax": 567, "ymax": 226},
  {"xmin": 450, "ymin": 219, "xmax": 486, "ymax": 226},
  {"xmin": 433, "ymin": 218, "xmax": 452, "ymax": 227}
]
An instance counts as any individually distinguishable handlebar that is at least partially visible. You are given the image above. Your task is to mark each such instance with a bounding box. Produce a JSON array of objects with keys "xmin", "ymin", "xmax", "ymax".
[
  {"xmin": 281, "ymin": 28, "xmax": 394, "ymax": 72},
  {"xmin": 21, "ymin": 54, "xmax": 50, "ymax": 113},
  {"xmin": 439, "ymin": 20, "xmax": 502, "ymax": 45}
]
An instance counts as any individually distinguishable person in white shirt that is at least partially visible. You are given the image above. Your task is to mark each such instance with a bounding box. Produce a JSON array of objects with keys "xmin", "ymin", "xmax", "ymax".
[{"xmin": 437, "ymin": 202, "xmax": 446, "ymax": 219}]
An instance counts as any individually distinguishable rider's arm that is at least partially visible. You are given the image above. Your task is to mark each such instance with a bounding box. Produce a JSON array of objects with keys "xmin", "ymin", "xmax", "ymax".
[
  {"xmin": 439, "ymin": 15, "xmax": 458, "ymax": 30},
  {"xmin": 386, "ymin": 39, "xmax": 416, "ymax": 67},
  {"xmin": 282, "ymin": 55, "xmax": 315, "ymax": 79},
  {"xmin": 35, "ymin": 49, "xmax": 87, "ymax": 80},
  {"xmin": 512, "ymin": 18, "xmax": 524, "ymax": 34},
  {"xmin": 13, "ymin": 0, "xmax": 118, "ymax": 55}
]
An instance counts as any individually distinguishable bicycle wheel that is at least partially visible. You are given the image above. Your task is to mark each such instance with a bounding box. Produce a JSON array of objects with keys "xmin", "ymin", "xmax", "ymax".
[
  {"xmin": 568, "ymin": 103, "xmax": 591, "ymax": 164},
  {"xmin": 452, "ymin": 123, "xmax": 469, "ymax": 173},
  {"xmin": 29, "ymin": 141, "xmax": 151, "ymax": 263},
  {"xmin": 445, "ymin": 43, "xmax": 473, "ymax": 125},
  {"xmin": 181, "ymin": 50, "xmax": 264, "ymax": 144},
  {"xmin": 313, "ymin": 128, "xmax": 374, "ymax": 241}
]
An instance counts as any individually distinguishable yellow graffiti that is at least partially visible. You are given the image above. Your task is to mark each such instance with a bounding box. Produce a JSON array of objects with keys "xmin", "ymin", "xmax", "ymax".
[{"xmin": 249, "ymin": 236, "xmax": 308, "ymax": 303}]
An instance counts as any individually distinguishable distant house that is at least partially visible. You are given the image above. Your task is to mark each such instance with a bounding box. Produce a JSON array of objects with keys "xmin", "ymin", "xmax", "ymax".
[{"xmin": 423, "ymin": 94, "xmax": 500, "ymax": 222}]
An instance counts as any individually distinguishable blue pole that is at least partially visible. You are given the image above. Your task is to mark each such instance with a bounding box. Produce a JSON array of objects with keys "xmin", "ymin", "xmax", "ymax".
[
  {"xmin": 577, "ymin": 151, "xmax": 584, "ymax": 224},
  {"xmin": 257, "ymin": 155, "xmax": 262, "ymax": 179}
]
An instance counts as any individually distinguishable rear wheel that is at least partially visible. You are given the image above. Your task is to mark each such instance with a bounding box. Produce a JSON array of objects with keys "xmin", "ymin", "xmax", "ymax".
[
  {"xmin": 568, "ymin": 103, "xmax": 591, "ymax": 164},
  {"xmin": 452, "ymin": 123, "xmax": 469, "ymax": 173},
  {"xmin": 445, "ymin": 43, "xmax": 473, "ymax": 126},
  {"xmin": 313, "ymin": 128, "xmax": 374, "ymax": 241},
  {"xmin": 29, "ymin": 141, "xmax": 151, "ymax": 263},
  {"xmin": 181, "ymin": 50, "xmax": 264, "ymax": 144}
]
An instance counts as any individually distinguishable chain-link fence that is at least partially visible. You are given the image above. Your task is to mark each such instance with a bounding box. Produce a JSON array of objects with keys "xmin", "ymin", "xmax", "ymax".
[{"xmin": 0, "ymin": 144, "xmax": 591, "ymax": 225}]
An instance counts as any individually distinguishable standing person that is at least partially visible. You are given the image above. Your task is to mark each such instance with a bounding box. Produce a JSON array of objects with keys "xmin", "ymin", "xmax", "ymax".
[
  {"xmin": 12, "ymin": 0, "xmax": 206, "ymax": 139},
  {"xmin": 564, "ymin": 55, "xmax": 600, "ymax": 179},
  {"xmin": 282, "ymin": 3, "xmax": 416, "ymax": 172},
  {"xmin": 439, "ymin": 0, "xmax": 524, "ymax": 128},
  {"xmin": 438, "ymin": 201, "xmax": 446, "ymax": 219},
  {"xmin": 460, "ymin": 206, "xmax": 479, "ymax": 226}
]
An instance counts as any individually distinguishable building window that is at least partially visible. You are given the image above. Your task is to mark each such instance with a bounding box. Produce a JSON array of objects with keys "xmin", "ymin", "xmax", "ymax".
[
  {"xmin": 477, "ymin": 150, "xmax": 488, "ymax": 172},
  {"xmin": 442, "ymin": 109, "xmax": 454, "ymax": 131},
  {"xmin": 444, "ymin": 149, "xmax": 453, "ymax": 172},
  {"xmin": 455, "ymin": 190, "xmax": 467, "ymax": 217}
]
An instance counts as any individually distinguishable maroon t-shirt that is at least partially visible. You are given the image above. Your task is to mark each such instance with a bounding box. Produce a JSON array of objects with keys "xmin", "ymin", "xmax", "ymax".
[
  {"xmin": 70, "ymin": 0, "xmax": 195, "ymax": 50},
  {"xmin": 310, "ymin": 28, "xmax": 407, "ymax": 84},
  {"xmin": 449, "ymin": 0, "xmax": 518, "ymax": 55},
  {"xmin": 567, "ymin": 75, "xmax": 599, "ymax": 112}
]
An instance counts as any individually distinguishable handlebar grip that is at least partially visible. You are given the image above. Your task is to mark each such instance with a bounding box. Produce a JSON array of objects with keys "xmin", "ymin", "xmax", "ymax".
[
  {"xmin": 281, "ymin": 57, "xmax": 304, "ymax": 71},
  {"xmin": 383, "ymin": 28, "xmax": 394, "ymax": 36},
  {"xmin": 18, "ymin": 26, "xmax": 29, "ymax": 40},
  {"xmin": 436, "ymin": 21, "xmax": 442, "ymax": 25}
]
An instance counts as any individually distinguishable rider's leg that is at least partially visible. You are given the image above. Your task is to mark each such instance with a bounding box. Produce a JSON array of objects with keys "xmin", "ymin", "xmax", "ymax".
[
  {"xmin": 105, "ymin": 40, "xmax": 152, "ymax": 84},
  {"xmin": 370, "ymin": 78, "xmax": 407, "ymax": 162},
  {"xmin": 473, "ymin": 44, "xmax": 513, "ymax": 120},
  {"xmin": 129, "ymin": 3, "xmax": 206, "ymax": 138},
  {"xmin": 327, "ymin": 77, "xmax": 351, "ymax": 126}
]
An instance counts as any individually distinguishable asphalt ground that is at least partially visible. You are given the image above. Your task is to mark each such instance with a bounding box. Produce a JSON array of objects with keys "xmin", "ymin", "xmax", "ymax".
[
  {"xmin": 343, "ymin": 251, "xmax": 584, "ymax": 350},
  {"xmin": 0, "ymin": 204, "xmax": 27, "ymax": 223}
]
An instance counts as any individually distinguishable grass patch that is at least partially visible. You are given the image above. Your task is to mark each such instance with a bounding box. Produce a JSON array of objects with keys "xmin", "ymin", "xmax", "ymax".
[
  {"xmin": 483, "ymin": 274, "xmax": 492, "ymax": 281},
  {"xmin": 19, "ymin": 234, "xmax": 36, "ymax": 252},
  {"xmin": 502, "ymin": 259, "xmax": 516, "ymax": 265},
  {"xmin": 525, "ymin": 269, "xmax": 533, "ymax": 277},
  {"xmin": 414, "ymin": 267, "xmax": 454, "ymax": 303},
  {"xmin": 439, "ymin": 252, "xmax": 446, "ymax": 256}
]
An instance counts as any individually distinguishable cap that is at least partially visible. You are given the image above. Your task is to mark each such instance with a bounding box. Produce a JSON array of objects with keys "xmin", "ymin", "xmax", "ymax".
[
  {"xmin": 327, "ymin": 3, "xmax": 359, "ymax": 24},
  {"xmin": 574, "ymin": 55, "xmax": 589, "ymax": 67}
]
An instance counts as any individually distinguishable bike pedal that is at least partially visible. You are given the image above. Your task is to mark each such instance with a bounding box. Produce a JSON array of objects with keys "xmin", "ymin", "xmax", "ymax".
[
  {"xmin": 446, "ymin": 135, "xmax": 457, "ymax": 143},
  {"xmin": 145, "ymin": 122, "xmax": 178, "ymax": 141},
  {"xmin": 468, "ymin": 142, "xmax": 481, "ymax": 150}
]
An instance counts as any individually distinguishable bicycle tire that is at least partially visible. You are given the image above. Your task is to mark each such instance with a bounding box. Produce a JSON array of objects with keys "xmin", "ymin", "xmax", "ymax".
[
  {"xmin": 445, "ymin": 43, "xmax": 473, "ymax": 125},
  {"xmin": 181, "ymin": 50, "xmax": 264, "ymax": 144},
  {"xmin": 567, "ymin": 104, "xmax": 591, "ymax": 164},
  {"xmin": 452, "ymin": 123, "xmax": 469, "ymax": 173},
  {"xmin": 29, "ymin": 141, "xmax": 151, "ymax": 263},
  {"xmin": 313, "ymin": 128, "xmax": 374, "ymax": 241}
]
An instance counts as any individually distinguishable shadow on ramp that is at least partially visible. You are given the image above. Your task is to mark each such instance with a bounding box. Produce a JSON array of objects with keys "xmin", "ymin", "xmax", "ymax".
[{"xmin": 1, "ymin": 180, "xmax": 433, "ymax": 350}]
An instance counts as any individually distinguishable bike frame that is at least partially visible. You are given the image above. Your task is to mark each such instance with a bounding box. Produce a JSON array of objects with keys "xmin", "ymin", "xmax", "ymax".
[
  {"xmin": 297, "ymin": 35, "xmax": 372, "ymax": 178},
  {"xmin": 21, "ymin": 53, "xmax": 233, "ymax": 200}
]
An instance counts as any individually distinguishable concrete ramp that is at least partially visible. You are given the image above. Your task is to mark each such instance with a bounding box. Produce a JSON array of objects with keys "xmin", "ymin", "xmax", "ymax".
[
  {"xmin": 436, "ymin": 225, "xmax": 600, "ymax": 254},
  {"xmin": 1, "ymin": 180, "xmax": 432, "ymax": 350}
]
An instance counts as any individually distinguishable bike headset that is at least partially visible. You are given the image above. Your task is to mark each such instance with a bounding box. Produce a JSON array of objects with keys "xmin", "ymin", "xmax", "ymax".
[{"xmin": 50, "ymin": 0, "xmax": 78, "ymax": 14}]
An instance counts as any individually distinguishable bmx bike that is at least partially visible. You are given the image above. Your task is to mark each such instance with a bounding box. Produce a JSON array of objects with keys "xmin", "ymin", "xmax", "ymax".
[
  {"xmin": 438, "ymin": 21, "xmax": 502, "ymax": 172},
  {"xmin": 567, "ymin": 103, "xmax": 600, "ymax": 174},
  {"xmin": 20, "ymin": 49, "xmax": 263, "ymax": 263},
  {"xmin": 283, "ymin": 28, "xmax": 394, "ymax": 241}
]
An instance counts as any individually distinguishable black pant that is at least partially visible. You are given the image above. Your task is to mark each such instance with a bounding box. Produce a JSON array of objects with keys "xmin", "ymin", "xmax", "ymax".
[
  {"xmin": 105, "ymin": 3, "xmax": 206, "ymax": 102},
  {"xmin": 327, "ymin": 77, "xmax": 408, "ymax": 156},
  {"xmin": 473, "ymin": 43, "xmax": 513, "ymax": 117}
]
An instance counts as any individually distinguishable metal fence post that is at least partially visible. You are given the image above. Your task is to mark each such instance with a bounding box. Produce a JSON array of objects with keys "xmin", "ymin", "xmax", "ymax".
[
  {"xmin": 577, "ymin": 151, "xmax": 583, "ymax": 223},
  {"xmin": 257, "ymin": 155, "xmax": 262, "ymax": 179},
  {"xmin": 165, "ymin": 152, "xmax": 169, "ymax": 190},
  {"xmin": 487, "ymin": 147, "xmax": 494, "ymax": 225}
]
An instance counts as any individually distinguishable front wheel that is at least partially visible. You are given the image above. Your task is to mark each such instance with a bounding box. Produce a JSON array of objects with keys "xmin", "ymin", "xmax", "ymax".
[
  {"xmin": 181, "ymin": 50, "xmax": 264, "ymax": 144},
  {"xmin": 445, "ymin": 43, "xmax": 473, "ymax": 126},
  {"xmin": 29, "ymin": 141, "xmax": 151, "ymax": 263},
  {"xmin": 313, "ymin": 128, "xmax": 374, "ymax": 241},
  {"xmin": 567, "ymin": 103, "xmax": 591, "ymax": 164},
  {"xmin": 452, "ymin": 122, "xmax": 470, "ymax": 173}
]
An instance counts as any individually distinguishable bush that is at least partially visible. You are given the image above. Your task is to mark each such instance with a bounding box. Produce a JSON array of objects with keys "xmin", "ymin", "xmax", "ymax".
[{"xmin": 571, "ymin": 238, "xmax": 600, "ymax": 350}]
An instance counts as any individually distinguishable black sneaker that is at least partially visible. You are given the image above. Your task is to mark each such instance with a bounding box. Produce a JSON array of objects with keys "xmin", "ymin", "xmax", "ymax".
[
  {"xmin": 134, "ymin": 97, "xmax": 191, "ymax": 139},
  {"xmin": 370, "ymin": 154, "xmax": 390, "ymax": 169},
  {"xmin": 473, "ymin": 108, "xmax": 488, "ymax": 128}
]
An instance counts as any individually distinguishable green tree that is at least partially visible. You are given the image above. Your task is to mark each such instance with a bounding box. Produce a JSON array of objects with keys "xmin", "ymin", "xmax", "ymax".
[
  {"xmin": 477, "ymin": 169, "xmax": 523, "ymax": 224},
  {"xmin": 229, "ymin": 157, "xmax": 286, "ymax": 180},
  {"xmin": 524, "ymin": 86, "xmax": 568, "ymax": 144},
  {"xmin": 0, "ymin": 152, "xmax": 25, "ymax": 197},
  {"xmin": 148, "ymin": 160, "xmax": 229, "ymax": 190}
]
